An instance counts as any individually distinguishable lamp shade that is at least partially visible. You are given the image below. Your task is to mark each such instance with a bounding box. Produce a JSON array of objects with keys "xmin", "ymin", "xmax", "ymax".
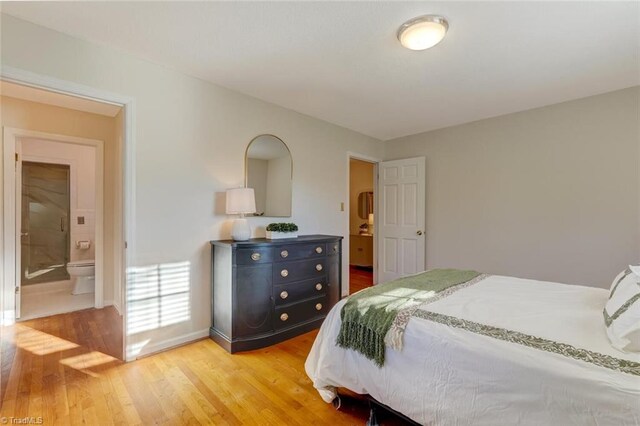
[{"xmin": 226, "ymin": 188, "xmax": 256, "ymax": 214}]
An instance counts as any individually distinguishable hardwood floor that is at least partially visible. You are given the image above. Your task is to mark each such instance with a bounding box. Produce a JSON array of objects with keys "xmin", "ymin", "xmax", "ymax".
[
  {"xmin": 349, "ymin": 266, "xmax": 373, "ymax": 294},
  {"xmin": 0, "ymin": 308, "xmax": 387, "ymax": 425}
]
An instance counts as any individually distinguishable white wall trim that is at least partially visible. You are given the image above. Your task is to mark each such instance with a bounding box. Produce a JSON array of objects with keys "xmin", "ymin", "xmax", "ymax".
[
  {"xmin": 346, "ymin": 151, "xmax": 381, "ymax": 292},
  {"xmin": 132, "ymin": 329, "xmax": 209, "ymax": 360},
  {"xmin": 4, "ymin": 128, "xmax": 105, "ymax": 315},
  {"xmin": 1, "ymin": 65, "xmax": 136, "ymax": 363},
  {"xmin": 109, "ymin": 298, "xmax": 122, "ymax": 316},
  {"xmin": 103, "ymin": 299, "xmax": 122, "ymax": 315}
]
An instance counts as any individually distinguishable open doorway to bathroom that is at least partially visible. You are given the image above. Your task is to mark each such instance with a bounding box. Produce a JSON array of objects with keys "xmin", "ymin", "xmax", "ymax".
[
  {"xmin": 349, "ymin": 157, "xmax": 376, "ymax": 294},
  {"xmin": 18, "ymin": 139, "xmax": 100, "ymax": 320},
  {"xmin": 1, "ymin": 80, "xmax": 125, "ymax": 361}
]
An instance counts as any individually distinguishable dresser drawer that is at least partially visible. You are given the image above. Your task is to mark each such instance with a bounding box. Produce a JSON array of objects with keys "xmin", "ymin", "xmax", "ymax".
[
  {"xmin": 275, "ymin": 296, "xmax": 328, "ymax": 329},
  {"xmin": 273, "ymin": 258, "xmax": 326, "ymax": 284},
  {"xmin": 274, "ymin": 277, "xmax": 327, "ymax": 306},
  {"xmin": 327, "ymin": 242, "xmax": 340, "ymax": 256},
  {"xmin": 236, "ymin": 247, "xmax": 273, "ymax": 265},
  {"xmin": 274, "ymin": 243, "xmax": 327, "ymax": 262}
]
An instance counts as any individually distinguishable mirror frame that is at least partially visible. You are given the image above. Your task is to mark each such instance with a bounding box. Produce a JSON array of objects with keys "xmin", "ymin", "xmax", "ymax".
[{"xmin": 244, "ymin": 134, "xmax": 293, "ymax": 217}]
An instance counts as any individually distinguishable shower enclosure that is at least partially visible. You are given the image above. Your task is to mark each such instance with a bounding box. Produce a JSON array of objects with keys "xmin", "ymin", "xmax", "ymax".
[{"xmin": 21, "ymin": 161, "xmax": 71, "ymax": 285}]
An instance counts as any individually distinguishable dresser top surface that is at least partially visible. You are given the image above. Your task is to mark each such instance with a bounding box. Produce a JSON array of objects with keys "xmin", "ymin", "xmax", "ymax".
[{"xmin": 211, "ymin": 234, "xmax": 343, "ymax": 248}]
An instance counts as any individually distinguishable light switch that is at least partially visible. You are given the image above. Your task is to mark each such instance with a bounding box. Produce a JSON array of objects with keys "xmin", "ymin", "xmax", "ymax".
[
  {"xmin": 77, "ymin": 216, "xmax": 85, "ymax": 225},
  {"xmin": 340, "ymin": 202, "xmax": 344, "ymax": 212}
]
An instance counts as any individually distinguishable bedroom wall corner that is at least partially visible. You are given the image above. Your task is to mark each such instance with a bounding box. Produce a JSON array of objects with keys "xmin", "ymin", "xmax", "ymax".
[{"xmin": 382, "ymin": 86, "xmax": 640, "ymax": 288}]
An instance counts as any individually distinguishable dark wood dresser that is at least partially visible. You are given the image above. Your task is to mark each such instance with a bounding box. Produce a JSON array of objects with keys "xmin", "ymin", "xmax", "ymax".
[{"xmin": 209, "ymin": 235, "xmax": 343, "ymax": 353}]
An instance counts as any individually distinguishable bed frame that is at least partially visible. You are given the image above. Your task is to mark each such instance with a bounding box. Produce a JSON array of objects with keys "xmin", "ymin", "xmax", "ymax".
[{"xmin": 333, "ymin": 391, "xmax": 421, "ymax": 426}]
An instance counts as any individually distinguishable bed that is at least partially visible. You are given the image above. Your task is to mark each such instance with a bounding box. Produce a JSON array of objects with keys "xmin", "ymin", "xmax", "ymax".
[{"xmin": 305, "ymin": 273, "xmax": 640, "ymax": 425}]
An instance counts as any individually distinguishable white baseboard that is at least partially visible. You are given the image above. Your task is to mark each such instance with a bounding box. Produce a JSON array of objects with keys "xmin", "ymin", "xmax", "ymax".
[
  {"xmin": 129, "ymin": 328, "xmax": 209, "ymax": 361},
  {"xmin": 101, "ymin": 299, "xmax": 123, "ymax": 316},
  {"xmin": 111, "ymin": 299, "xmax": 122, "ymax": 316}
]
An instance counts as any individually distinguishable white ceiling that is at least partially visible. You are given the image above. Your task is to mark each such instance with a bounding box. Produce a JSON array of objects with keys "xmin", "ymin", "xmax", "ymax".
[
  {"xmin": 1, "ymin": 81, "xmax": 122, "ymax": 117},
  {"xmin": 3, "ymin": 2, "xmax": 638, "ymax": 140}
]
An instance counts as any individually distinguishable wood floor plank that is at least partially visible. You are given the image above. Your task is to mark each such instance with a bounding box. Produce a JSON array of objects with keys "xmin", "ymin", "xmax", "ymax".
[
  {"xmin": 1, "ymin": 307, "xmax": 372, "ymax": 425},
  {"xmin": 349, "ymin": 266, "xmax": 373, "ymax": 294}
]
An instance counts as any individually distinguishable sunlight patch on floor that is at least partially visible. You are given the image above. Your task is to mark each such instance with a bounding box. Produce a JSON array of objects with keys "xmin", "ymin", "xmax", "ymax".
[
  {"xmin": 59, "ymin": 351, "xmax": 118, "ymax": 376},
  {"xmin": 13, "ymin": 324, "xmax": 79, "ymax": 355}
]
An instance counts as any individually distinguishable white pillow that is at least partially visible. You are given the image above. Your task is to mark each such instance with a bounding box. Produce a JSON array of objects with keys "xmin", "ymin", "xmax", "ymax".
[{"xmin": 604, "ymin": 267, "xmax": 640, "ymax": 352}]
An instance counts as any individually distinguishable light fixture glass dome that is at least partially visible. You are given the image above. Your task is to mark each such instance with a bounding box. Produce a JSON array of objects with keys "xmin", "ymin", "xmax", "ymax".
[{"xmin": 397, "ymin": 15, "xmax": 449, "ymax": 51}]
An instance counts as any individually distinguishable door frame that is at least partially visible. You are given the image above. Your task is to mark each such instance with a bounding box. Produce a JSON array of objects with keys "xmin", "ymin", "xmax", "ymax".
[
  {"xmin": 0, "ymin": 65, "xmax": 136, "ymax": 362},
  {"xmin": 6, "ymin": 129, "xmax": 105, "ymax": 317},
  {"xmin": 346, "ymin": 151, "xmax": 381, "ymax": 294}
]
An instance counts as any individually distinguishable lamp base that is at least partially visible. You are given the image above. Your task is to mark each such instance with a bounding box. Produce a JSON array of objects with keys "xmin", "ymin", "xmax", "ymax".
[{"xmin": 231, "ymin": 218, "xmax": 251, "ymax": 241}]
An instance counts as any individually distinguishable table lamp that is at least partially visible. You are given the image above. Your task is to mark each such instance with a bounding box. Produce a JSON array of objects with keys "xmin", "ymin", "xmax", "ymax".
[{"xmin": 226, "ymin": 188, "xmax": 256, "ymax": 241}]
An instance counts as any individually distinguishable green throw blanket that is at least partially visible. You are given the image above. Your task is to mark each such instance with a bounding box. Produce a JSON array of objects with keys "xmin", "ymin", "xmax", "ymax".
[{"xmin": 336, "ymin": 269, "xmax": 480, "ymax": 366}]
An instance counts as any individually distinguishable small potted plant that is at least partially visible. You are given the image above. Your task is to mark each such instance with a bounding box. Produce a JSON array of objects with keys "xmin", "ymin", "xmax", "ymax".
[{"xmin": 265, "ymin": 223, "xmax": 299, "ymax": 239}]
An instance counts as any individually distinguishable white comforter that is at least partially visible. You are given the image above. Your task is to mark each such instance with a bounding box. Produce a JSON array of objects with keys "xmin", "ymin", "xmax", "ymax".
[{"xmin": 305, "ymin": 275, "xmax": 640, "ymax": 425}]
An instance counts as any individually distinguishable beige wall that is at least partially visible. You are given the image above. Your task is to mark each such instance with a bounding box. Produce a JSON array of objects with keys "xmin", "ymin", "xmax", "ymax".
[
  {"xmin": 349, "ymin": 159, "xmax": 374, "ymax": 235},
  {"xmin": 1, "ymin": 96, "xmax": 120, "ymax": 303},
  {"xmin": 384, "ymin": 87, "xmax": 640, "ymax": 288},
  {"xmin": 0, "ymin": 14, "xmax": 383, "ymax": 357}
]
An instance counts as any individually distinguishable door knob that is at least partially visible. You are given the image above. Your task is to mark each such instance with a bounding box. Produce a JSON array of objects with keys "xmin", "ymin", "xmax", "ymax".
[
  {"xmin": 20, "ymin": 232, "xmax": 29, "ymax": 237},
  {"xmin": 416, "ymin": 230, "xmax": 423, "ymax": 236}
]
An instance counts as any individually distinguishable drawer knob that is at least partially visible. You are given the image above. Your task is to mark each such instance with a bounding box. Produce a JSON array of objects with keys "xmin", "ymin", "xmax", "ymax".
[
  {"xmin": 280, "ymin": 249, "xmax": 289, "ymax": 258},
  {"xmin": 280, "ymin": 313, "xmax": 289, "ymax": 321},
  {"xmin": 315, "ymin": 246, "xmax": 323, "ymax": 254},
  {"xmin": 280, "ymin": 291, "xmax": 288, "ymax": 300},
  {"xmin": 280, "ymin": 269, "xmax": 289, "ymax": 277},
  {"xmin": 315, "ymin": 303, "xmax": 323, "ymax": 311},
  {"xmin": 333, "ymin": 245, "xmax": 338, "ymax": 252},
  {"xmin": 251, "ymin": 253, "xmax": 261, "ymax": 261},
  {"xmin": 315, "ymin": 283, "xmax": 323, "ymax": 291},
  {"xmin": 316, "ymin": 264, "xmax": 323, "ymax": 272}
]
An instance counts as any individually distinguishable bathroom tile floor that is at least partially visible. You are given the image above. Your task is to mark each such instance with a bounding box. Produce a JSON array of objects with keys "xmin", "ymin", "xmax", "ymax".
[{"xmin": 20, "ymin": 287, "xmax": 94, "ymax": 320}]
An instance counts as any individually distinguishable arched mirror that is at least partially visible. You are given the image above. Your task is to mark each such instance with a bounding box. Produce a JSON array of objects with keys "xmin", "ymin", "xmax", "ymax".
[{"xmin": 245, "ymin": 134, "xmax": 292, "ymax": 217}]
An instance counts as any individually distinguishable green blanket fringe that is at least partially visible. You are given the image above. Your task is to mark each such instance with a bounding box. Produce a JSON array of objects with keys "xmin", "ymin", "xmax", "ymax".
[{"xmin": 336, "ymin": 269, "xmax": 480, "ymax": 366}]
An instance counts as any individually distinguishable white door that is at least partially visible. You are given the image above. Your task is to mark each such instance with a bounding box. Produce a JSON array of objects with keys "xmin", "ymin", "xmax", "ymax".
[{"xmin": 377, "ymin": 157, "xmax": 425, "ymax": 283}]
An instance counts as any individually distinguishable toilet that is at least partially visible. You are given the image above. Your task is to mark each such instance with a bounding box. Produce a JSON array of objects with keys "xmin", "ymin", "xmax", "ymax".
[{"xmin": 67, "ymin": 260, "xmax": 95, "ymax": 295}]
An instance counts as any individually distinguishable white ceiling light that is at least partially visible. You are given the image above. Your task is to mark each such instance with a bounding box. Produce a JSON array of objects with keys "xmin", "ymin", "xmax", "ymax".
[{"xmin": 397, "ymin": 15, "xmax": 449, "ymax": 51}]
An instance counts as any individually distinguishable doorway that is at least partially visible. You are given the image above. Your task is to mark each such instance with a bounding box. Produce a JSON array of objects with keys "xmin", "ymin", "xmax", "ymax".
[
  {"xmin": 17, "ymin": 137, "xmax": 101, "ymax": 320},
  {"xmin": 348, "ymin": 157, "xmax": 377, "ymax": 294},
  {"xmin": 1, "ymin": 78, "xmax": 128, "ymax": 361}
]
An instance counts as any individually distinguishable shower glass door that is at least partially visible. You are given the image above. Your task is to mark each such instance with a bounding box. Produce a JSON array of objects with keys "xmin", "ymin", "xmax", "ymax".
[{"xmin": 21, "ymin": 161, "xmax": 71, "ymax": 285}]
